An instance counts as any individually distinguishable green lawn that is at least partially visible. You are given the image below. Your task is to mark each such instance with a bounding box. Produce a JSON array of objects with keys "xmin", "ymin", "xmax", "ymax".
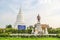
[{"xmin": 0, "ymin": 37, "xmax": 60, "ymax": 40}]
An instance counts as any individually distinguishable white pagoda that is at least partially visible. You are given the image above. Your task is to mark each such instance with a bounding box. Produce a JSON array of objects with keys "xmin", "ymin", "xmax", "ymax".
[{"xmin": 14, "ymin": 8, "xmax": 26, "ymax": 30}]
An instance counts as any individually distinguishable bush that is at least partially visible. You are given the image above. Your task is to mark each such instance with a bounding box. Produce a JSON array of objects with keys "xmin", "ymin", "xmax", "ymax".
[
  {"xmin": 56, "ymin": 34, "xmax": 60, "ymax": 38},
  {"xmin": 0, "ymin": 33, "xmax": 10, "ymax": 37}
]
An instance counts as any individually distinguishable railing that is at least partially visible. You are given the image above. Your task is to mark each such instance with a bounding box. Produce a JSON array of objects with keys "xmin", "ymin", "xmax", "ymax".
[{"xmin": 10, "ymin": 34, "xmax": 57, "ymax": 36}]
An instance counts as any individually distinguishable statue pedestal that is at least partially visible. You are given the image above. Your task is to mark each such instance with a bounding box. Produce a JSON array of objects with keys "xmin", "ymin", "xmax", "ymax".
[{"xmin": 34, "ymin": 23, "xmax": 43, "ymax": 34}]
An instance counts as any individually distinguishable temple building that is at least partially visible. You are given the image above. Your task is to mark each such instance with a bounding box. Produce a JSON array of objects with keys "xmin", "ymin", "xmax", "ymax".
[{"xmin": 32, "ymin": 14, "xmax": 48, "ymax": 34}]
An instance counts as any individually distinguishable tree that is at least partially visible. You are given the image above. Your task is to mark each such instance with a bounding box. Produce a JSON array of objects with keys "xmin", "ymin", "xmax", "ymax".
[
  {"xmin": 48, "ymin": 28, "xmax": 60, "ymax": 34},
  {"xmin": 28, "ymin": 25, "xmax": 33, "ymax": 30},
  {"xmin": 0, "ymin": 28, "xmax": 4, "ymax": 33},
  {"xmin": 6, "ymin": 24, "xmax": 12, "ymax": 28}
]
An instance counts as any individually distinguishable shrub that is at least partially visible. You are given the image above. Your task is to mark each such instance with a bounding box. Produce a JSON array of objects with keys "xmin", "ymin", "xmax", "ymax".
[
  {"xmin": 0, "ymin": 33, "xmax": 10, "ymax": 37},
  {"xmin": 56, "ymin": 34, "xmax": 60, "ymax": 38}
]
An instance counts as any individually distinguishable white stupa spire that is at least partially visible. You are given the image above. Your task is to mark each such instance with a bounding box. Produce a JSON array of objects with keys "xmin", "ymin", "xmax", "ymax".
[
  {"xmin": 18, "ymin": 7, "xmax": 22, "ymax": 14},
  {"xmin": 17, "ymin": 8, "xmax": 24, "ymax": 24},
  {"xmin": 14, "ymin": 7, "xmax": 24, "ymax": 29}
]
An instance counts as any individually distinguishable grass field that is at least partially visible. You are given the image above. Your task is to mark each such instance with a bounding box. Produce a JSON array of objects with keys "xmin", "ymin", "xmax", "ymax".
[{"xmin": 0, "ymin": 37, "xmax": 60, "ymax": 40}]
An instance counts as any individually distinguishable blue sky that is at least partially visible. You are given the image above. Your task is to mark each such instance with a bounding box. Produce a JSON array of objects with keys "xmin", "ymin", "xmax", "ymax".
[{"xmin": 0, "ymin": 0, "xmax": 60, "ymax": 28}]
